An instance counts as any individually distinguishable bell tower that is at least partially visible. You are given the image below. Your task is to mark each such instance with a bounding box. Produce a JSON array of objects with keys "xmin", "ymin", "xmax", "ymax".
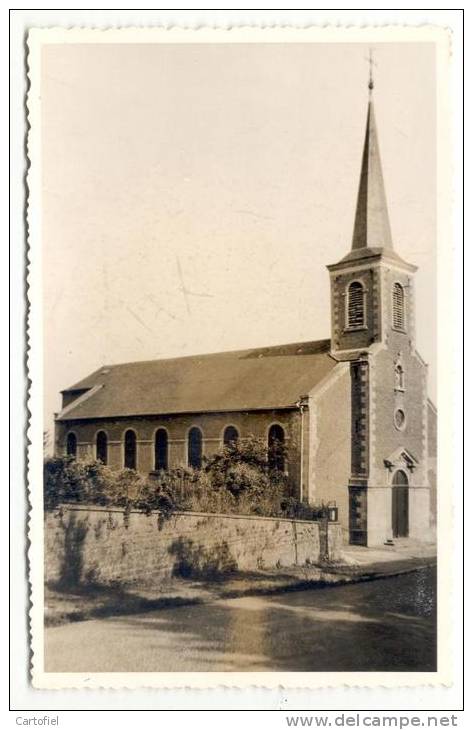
[
  {"xmin": 327, "ymin": 92, "xmax": 417, "ymax": 357},
  {"xmin": 327, "ymin": 65, "xmax": 417, "ymax": 356}
]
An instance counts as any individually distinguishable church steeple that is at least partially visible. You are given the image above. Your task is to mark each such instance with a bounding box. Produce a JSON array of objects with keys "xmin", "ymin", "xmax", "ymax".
[
  {"xmin": 327, "ymin": 70, "xmax": 417, "ymax": 357},
  {"xmin": 323, "ymin": 62, "xmax": 431, "ymax": 550},
  {"xmin": 351, "ymin": 98, "xmax": 393, "ymax": 253}
]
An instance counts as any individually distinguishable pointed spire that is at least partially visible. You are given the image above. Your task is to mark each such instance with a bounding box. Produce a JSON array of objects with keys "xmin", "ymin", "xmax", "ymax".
[
  {"xmin": 351, "ymin": 96, "xmax": 393, "ymax": 252},
  {"xmin": 328, "ymin": 63, "xmax": 416, "ymax": 274}
]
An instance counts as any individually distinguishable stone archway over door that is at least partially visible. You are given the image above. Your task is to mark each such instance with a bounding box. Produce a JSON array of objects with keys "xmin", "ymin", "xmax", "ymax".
[{"xmin": 392, "ymin": 469, "xmax": 409, "ymax": 538}]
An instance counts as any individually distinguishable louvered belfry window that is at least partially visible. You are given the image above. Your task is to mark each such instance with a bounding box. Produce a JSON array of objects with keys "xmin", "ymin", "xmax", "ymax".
[
  {"xmin": 347, "ymin": 281, "xmax": 365, "ymax": 329},
  {"xmin": 392, "ymin": 283, "xmax": 405, "ymax": 330}
]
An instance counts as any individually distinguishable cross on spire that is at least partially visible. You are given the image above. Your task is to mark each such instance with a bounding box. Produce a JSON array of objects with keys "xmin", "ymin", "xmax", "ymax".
[{"xmin": 365, "ymin": 48, "xmax": 377, "ymax": 94}]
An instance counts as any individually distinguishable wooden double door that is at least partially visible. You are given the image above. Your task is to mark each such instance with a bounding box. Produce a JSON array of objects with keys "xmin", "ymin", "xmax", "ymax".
[{"xmin": 392, "ymin": 469, "xmax": 409, "ymax": 538}]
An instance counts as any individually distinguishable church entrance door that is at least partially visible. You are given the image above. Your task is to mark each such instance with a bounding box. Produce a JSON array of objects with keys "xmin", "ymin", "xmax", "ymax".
[{"xmin": 392, "ymin": 469, "xmax": 409, "ymax": 538}]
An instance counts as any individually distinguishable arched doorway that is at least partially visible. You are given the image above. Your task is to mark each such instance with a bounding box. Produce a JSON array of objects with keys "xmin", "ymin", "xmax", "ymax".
[{"xmin": 392, "ymin": 469, "xmax": 409, "ymax": 538}]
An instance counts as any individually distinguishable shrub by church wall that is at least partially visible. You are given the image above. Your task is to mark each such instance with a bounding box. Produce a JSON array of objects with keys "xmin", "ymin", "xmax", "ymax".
[{"xmin": 55, "ymin": 408, "xmax": 302, "ymax": 496}]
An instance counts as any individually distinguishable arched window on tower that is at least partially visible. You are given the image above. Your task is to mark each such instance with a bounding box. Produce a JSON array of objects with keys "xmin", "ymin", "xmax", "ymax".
[
  {"xmin": 124, "ymin": 429, "xmax": 137, "ymax": 470},
  {"xmin": 268, "ymin": 424, "xmax": 285, "ymax": 472},
  {"xmin": 154, "ymin": 429, "xmax": 168, "ymax": 471},
  {"xmin": 96, "ymin": 431, "xmax": 108, "ymax": 464},
  {"xmin": 66, "ymin": 432, "xmax": 77, "ymax": 458},
  {"xmin": 188, "ymin": 427, "xmax": 203, "ymax": 469},
  {"xmin": 392, "ymin": 283, "xmax": 406, "ymax": 331},
  {"xmin": 346, "ymin": 281, "xmax": 365, "ymax": 329},
  {"xmin": 223, "ymin": 425, "xmax": 239, "ymax": 447}
]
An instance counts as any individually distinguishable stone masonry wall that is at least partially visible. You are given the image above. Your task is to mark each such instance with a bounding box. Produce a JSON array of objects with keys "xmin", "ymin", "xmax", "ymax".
[{"xmin": 44, "ymin": 506, "xmax": 342, "ymax": 589}]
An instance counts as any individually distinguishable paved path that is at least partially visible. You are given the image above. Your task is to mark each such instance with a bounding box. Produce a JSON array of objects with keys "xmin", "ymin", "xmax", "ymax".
[{"xmin": 45, "ymin": 567, "xmax": 436, "ymax": 673}]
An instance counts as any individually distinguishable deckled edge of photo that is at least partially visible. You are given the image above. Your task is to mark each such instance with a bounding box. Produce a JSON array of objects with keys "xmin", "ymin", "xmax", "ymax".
[{"xmin": 26, "ymin": 23, "xmax": 454, "ymax": 691}]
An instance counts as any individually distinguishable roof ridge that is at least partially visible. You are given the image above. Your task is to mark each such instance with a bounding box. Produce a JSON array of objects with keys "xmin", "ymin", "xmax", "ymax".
[{"xmin": 64, "ymin": 337, "xmax": 332, "ymax": 384}]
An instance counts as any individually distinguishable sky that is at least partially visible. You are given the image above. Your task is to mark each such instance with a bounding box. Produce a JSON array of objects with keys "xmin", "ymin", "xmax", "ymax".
[{"xmin": 41, "ymin": 41, "xmax": 437, "ymax": 439}]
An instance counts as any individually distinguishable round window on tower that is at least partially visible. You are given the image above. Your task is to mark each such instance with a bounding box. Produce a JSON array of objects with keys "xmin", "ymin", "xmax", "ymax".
[{"xmin": 394, "ymin": 408, "xmax": 406, "ymax": 431}]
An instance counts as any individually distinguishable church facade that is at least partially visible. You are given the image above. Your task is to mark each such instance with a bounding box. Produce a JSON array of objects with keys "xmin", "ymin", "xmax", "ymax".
[{"xmin": 54, "ymin": 94, "xmax": 437, "ymax": 547}]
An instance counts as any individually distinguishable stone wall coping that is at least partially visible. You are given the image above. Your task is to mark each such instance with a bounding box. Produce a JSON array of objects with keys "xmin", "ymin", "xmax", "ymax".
[{"xmin": 50, "ymin": 503, "xmax": 339, "ymax": 527}]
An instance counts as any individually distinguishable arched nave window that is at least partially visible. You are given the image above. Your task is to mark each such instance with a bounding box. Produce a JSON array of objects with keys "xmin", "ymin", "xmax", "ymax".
[
  {"xmin": 268, "ymin": 424, "xmax": 285, "ymax": 473},
  {"xmin": 96, "ymin": 431, "xmax": 108, "ymax": 465},
  {"xmin": 188, "ymin": 427, "xmax": 203, "ymax": 469},
  {"xmin": 66, "ymin": 432, "xmax": 77, "ymax": 458},
  {"xmin": 154, "ymin": 429, "xmax": 168, "ymax": 471},
  {"xmin": 223, "ymin": 425, "xmax": 239, "ymax": 447},
  {"xmin": 124, "ymin": 430, "xmax": 137, "ymax": 470}
]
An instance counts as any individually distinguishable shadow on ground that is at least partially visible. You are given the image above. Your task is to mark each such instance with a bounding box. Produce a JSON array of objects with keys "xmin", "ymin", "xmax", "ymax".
[
  {"xmin": 45, "ymin": 567, "xmax": 437, "ymax": 673},
  {"xmin": 45, "ymin": 567, "xmax": 333, "ymax": 626}
]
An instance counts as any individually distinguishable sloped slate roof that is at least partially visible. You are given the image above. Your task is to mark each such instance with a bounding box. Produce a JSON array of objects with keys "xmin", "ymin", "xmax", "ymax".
[{"xmin": 58, "ymin": 339, "xmax": 336, "ymax": 421}]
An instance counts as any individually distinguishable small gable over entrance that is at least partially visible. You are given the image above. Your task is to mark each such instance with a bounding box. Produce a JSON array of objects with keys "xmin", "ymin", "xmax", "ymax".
[{"xmin": 383, "ymin": 447, "xmax": 419, "ymax": 475}]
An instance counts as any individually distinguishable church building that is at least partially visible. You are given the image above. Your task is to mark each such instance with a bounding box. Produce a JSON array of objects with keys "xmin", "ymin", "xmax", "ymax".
[{"xmin": 54, "ymin": 88, "xmax": 437, "ymax": 547}]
